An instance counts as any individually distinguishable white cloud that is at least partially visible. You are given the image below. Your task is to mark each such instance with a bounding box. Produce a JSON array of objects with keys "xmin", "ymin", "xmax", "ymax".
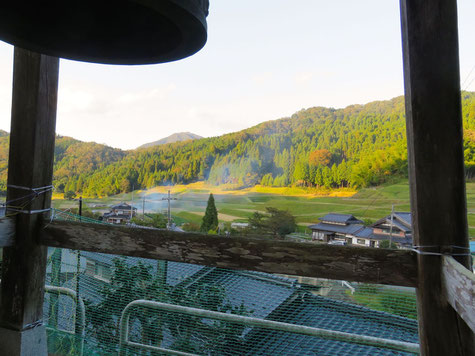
[{"xmin": 252, "ymin": 72, "xmax": 273, "ymax": 85}]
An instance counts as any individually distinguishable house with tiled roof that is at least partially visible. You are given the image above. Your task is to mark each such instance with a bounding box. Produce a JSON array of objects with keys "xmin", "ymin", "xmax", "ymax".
[
  {"xmin": 368, "ymin": 212, "xmax": 413, "ymax": 248},
  {"xmin": 102, "ymin": 202, "xmax": 137, "ymax": 224},
  {"xmin": 308, "ymin": 213, "xmax": 364, "ymax": 244},
  {"xmin": 308, "ymin": 212, "xmax": 413, "ymax": 248}
]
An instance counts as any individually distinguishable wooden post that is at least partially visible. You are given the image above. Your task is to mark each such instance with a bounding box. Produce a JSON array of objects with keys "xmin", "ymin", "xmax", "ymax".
[
  {"xmin": 400, "ymin": 1, "xmax": 475, "ymax": 355},
  {"xmin": 0, "ymin": 48, "xmax": 59, "ymax": 355}
]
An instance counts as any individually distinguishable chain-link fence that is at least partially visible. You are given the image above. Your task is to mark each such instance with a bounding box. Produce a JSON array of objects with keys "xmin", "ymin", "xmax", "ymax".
[{"xmin": 44, "ymin": 246, "xmax": 419, "ymax": 356}]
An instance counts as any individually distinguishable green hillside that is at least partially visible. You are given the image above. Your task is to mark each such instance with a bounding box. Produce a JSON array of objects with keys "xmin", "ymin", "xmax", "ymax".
[{"xmin": 0, "ymin": 93, "xmax": 475, "ymax": 197}]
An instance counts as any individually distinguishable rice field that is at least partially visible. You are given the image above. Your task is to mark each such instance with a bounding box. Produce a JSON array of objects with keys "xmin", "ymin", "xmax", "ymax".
[{"xmin": 52, "ymin": 180, "xmax": 475, "ymax": 239}]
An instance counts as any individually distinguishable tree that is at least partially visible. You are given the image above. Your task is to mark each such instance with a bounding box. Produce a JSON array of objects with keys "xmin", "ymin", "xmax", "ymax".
[
  {"xmin": 248, "ymin": 207, "xmax": 296, "ymax": 238},
  {"xmin": 379, "ymin": 240, "xmax": 398, "ymax": 249},
  {"xmin": 201, "ymin": 193, "xmax": 218, "ymax": 233},
  {"xmin": 293, "ymin": 160, "xmax": 309, "ymax": 185},
  {"xmin": 131, "ymin": 213, "xmax": 167, "ymax": 228},
  {"xmin": 64, "ymin": 190, "xmax": 76, "ymax": 200},
  {"xmin": 309, "ymin": 149, "xmax": 332, "ymax": 167},
  {"xmin": 265, "ymin": 207, "xmax": 297, "ymax": 237},
  {"xmin": 182, "ymin": 222, "xmax": 201, "ymax": 232}
]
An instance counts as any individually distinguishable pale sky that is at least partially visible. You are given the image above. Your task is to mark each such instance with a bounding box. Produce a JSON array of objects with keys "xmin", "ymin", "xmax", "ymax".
[{"xmin": 0, "ymin": 1, "xmax": 474, "ymax": 150}]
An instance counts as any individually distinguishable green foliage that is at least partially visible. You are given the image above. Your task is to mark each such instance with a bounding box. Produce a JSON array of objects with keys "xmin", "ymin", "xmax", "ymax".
[
  {"xmin": 131, "ymin": 213, "xmax": 167, "ymax": 228},
  {"xmin": 350, "ymin": 284, "xmax": 417, "ymax": 320},
  {"xmin": 85, "ymin": 258, "xmax": 252, "ymax": 355},
  {"xmin": 247, "ymin": 207, "xmax": 296, "ymax": 238},
  {"xmin": 200, "ymin": 193, "xmax": 218, "ymax": 232},
  {"xmin": 182, "ymin": 222, "xmax": 201, "ymax": 232},
  {"xmin": 64, "ymin": 190, "xmax": 76, "ymax": 200},
  {"xmin": 69, "ymin": 207, "xmax": 102, "ymax": 220},
  {"xmin": 379, "ymin": 240, "xmax": 398, "ymax": 249}
]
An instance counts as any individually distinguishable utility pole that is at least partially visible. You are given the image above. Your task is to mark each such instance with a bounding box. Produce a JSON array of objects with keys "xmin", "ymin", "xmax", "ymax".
[
  {"xmin": 142, "ymin": 196, "xmax": 145, "ymax": 220},
  {"xmin": 76, "ymin": 197, "xmax": 82, "ymax": 334},
  {"xmin": 130, "ymin": 185, "xmax": 134, "ymax": 220},
  {"xmin": 78, "ymin": 196, "xmax": 82, "ymax": 222},
  {"xmin": 161, "ymin": 190, "xmax": 177, "ymax": 229},
  {"xmin": 389, "ymin": 204, "xmax": 394, "ymax": 248}
]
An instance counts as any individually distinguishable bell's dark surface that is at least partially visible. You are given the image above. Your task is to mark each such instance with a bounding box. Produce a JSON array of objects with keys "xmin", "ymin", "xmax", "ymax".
[{"xmin": 0, "ymin": 0, "xmax": 209, "ymax": 65}]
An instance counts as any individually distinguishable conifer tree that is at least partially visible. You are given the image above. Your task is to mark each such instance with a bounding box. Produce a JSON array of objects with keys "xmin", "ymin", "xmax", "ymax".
[{"xmin": 200, "ymin": 193, "xmax": 218, "ymax": 232}]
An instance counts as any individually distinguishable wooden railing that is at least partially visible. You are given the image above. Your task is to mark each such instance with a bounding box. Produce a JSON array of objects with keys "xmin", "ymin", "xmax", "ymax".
[{"xmin": 39, "ymin": 220, "xmax": 418, "ymax": 287}]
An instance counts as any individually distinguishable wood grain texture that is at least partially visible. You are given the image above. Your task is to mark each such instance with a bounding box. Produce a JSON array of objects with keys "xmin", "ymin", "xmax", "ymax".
[
  {"xmin": 41, "ymin": 220, "xmax": 418, "ymax": 287},
  {"xmin": 442, "ymin": 256, "xmax": 475, "ymax": 334},
  {"xmin": 0, "ymin": 48, "xmax": 59, "ymax": 335},
  {"xmin": 400, "ymin": 0, "xmax": 475, "ymax": 354},
  {"xmin": 0, "ymin": 218, "xmax": 15, "ymax": 247}
]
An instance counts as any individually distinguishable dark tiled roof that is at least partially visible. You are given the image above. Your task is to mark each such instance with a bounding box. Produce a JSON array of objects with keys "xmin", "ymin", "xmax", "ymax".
[
  {"xmin": 353, "ymin": 229, "xmax": 413, "ymax": 246},
  {"xmin": 245, "ymin": 295, "xmax": 419, "ymax": 356},
  {"xmin": 394, "ymin": 212, "xmax": 412, "ymax": 228},
  {"xmin": 391, "ymin": 219, "xmax": 411, "ymax": 233},
  {"xmin": 103, "ymin": 212, "xmax": 131, "ymax": 219},
  {"xmin": 110, "ymin": 203, "xmax": 137, "ymax": 210},
  {"xmin": 308, "ymin": 222, "xmax": 364, "ymax": 235},
  {"xmin": 319, "ymin": 213, "xmax": 363, "ymax": 225},
  {"xmin": 373, "ymin": 212, "xmax": 412, "ymax": 233},
  {"xmin": 189, "ymin": 269, "xmax": 298, "ymax": 319},
  {"xmin": 353, "ymin": 227, "xmax": 374, "ymax": 238},
  {"xmin": 80, "ymin": 252, "xmax": 205, "ymax": 287},
  {"xmin": 49, "ymin": 252, "xmax": 419, "ymax": 355},
  {"xmin": 369, "ymin": 233, "xmax": 413, "ymax": 246}
]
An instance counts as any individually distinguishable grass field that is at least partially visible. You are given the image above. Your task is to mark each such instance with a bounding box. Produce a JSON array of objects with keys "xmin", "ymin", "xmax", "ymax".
[{"xmin": 52, "ymin": 180, "xmax": 475, "ymax": 238}]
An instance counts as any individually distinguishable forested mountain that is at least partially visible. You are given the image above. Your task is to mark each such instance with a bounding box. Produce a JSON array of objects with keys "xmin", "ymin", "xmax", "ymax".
[
  {"xmin": 0, "ymin": 94, "xmax": 474, "ymax": 197},
  {"xmin": 137, "ymin": 132, "xmax": 203, "ymax": 149}
]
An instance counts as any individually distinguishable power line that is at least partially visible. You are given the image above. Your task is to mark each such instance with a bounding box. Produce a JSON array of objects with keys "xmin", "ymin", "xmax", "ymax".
[
  {"xmin": 463, "ymin": 75, "xmax": 475, "ymax": 92},
  {"xmin": 461, "ymin": 64, "xmax": 475, "ymax": 89}
]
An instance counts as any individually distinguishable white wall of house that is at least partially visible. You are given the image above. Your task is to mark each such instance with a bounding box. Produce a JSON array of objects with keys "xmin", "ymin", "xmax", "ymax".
[
  {"xmin": 351, "ymin": 237, "xmax": 370, "ymax": 247},
  {"xmin": 312, "ymin": 231, "xmax": 327, "ymax": 241}
]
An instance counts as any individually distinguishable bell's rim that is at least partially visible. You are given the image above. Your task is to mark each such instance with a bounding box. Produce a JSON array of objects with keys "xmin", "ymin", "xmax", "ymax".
[{"xmin": 0, "ymin": 0, "xmax": 208, "ymax": 65}]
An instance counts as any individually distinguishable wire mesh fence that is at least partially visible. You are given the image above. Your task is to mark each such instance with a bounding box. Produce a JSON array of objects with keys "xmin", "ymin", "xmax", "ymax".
[{"xmin": 44, "ymin": 247, "xmax": 419, "ymax": 356}]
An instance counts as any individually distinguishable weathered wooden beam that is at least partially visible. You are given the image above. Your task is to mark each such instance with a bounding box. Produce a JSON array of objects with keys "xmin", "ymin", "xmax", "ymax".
[
  {"xmin": 400, "ymin": 0, "xmax": 475, "ymax": 354},
  {"xmin": 0, "ymin": 218, "xmax": 15, "ymax": 247},
  {"xmin": 40, "ymin": 220, "xmax": 418, "ymax": 287},
  {"xmin": 0, "ymin": 48, "xmax": 59, "ymax": 356},
  {"xmin": 442, "ymin": 256, "xmax": 475, "ymax": 334}
]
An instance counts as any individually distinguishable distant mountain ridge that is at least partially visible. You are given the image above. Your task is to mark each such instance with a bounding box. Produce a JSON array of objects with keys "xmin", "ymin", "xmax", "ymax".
[
  {"xmin": 0, "ymin": 94, "xmax": 474, "ymax": 196},
  {"xmin": 137, "ymin": 132, "xmax": 203, "ymax": 149}
]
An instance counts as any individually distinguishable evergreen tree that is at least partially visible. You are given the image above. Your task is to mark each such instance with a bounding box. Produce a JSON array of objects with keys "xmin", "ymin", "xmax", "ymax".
[{"xmin": 200, "ymin": 193, "xmax": 218, "ymax": 233}]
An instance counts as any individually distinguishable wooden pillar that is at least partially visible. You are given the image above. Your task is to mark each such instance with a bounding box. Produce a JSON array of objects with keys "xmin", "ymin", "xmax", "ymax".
[
  {"xmin": 0, "ymin": 48, "xmax": 59, "ymax": 355},
  {"xmin": 400, "ymin": 1, "xmax": 475, "ymax": 355}
]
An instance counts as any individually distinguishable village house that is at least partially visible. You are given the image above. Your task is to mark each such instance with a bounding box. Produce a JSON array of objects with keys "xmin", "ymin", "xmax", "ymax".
[
  {"xmin": 309, "ymin": 212, "xmax": 413, "ymax": 248},
  {"xmin": 308, "ymin": 213, "xmax": 364, "ymax": 244},
  {"xmin": 102, "ymin": 202, "xmax": 137, "ymax": 224},
  {"xmin": 369, "ymin": 212, "xmax": 413, "ymax": 248}
]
